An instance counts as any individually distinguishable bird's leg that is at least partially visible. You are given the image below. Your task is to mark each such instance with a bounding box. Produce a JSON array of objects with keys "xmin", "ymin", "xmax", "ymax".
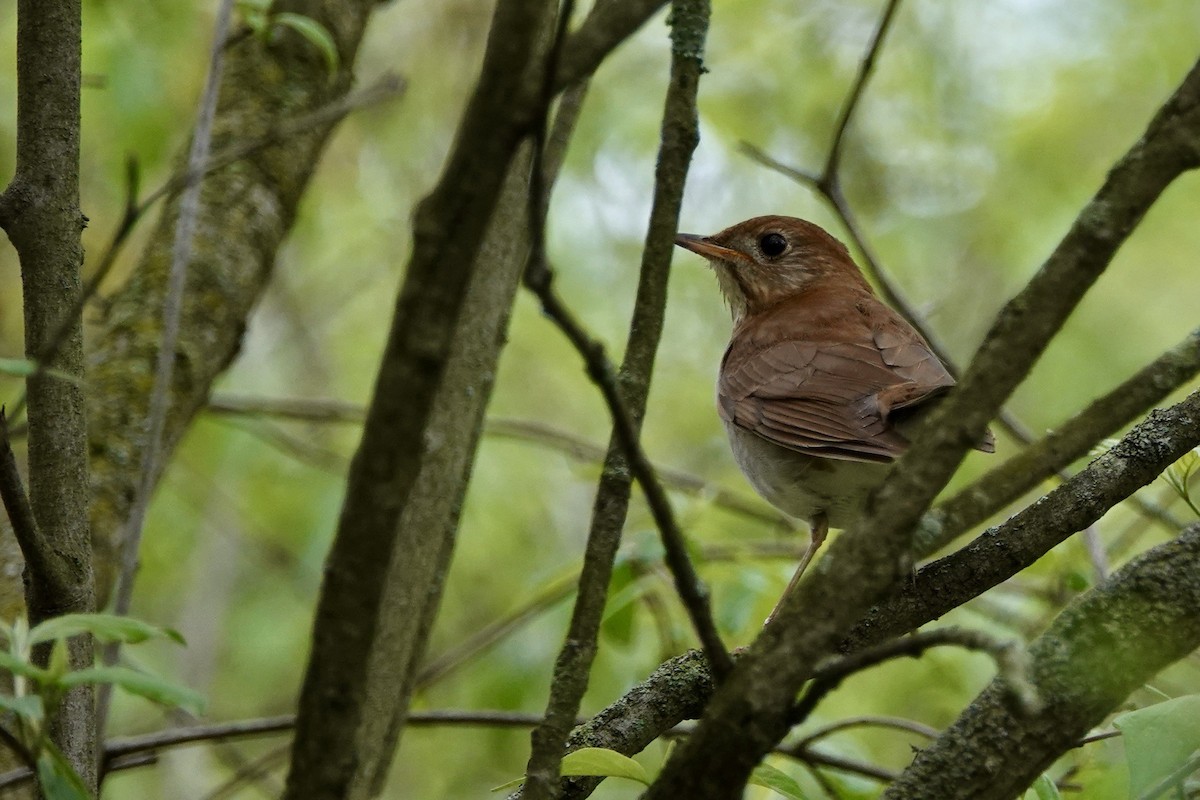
[{"xmin": 765, "ymin": 512, "xmax": 829, "ymax": 625}]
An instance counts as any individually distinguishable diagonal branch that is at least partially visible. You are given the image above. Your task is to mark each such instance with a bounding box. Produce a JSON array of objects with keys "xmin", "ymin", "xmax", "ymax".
[
  {"xmin": 915, "ymin": 326, "xmax": 1200, "ymax": 556},
  {"xmin": 883, "ymin": 523, "xmax": 1200, "ymax": 800},
  {"xmin": 0, "ymin": 409, "xmax": 52, "ymax": 593},
  {"xmin": 520, "ymin": 2, "xmax": 723, "ymax": 796},
  {"xmin": 645, "ymin": 54, "xmax": 1200, "ymax": 798},
  {"xmin": 283, "ymin": 1, "xmax": 563, "ymax": 796},
  {"xmin": 105, "ymin": 0, "xmax": 235, "ymax": 685},
  {"xmin": 821, "ymin": 0, "xmax": 902, "ymax": 181},
  {"xmin": 843, "ymin": 387, "xmax": 1200, "ymax": 652},
  {"xmin": 536, "ymin": 384, "xmax": 1200, "ymax": 800}
]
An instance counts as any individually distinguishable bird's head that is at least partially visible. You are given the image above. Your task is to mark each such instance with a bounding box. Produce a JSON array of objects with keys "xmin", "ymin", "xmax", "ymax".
[{"xmin": 675, "ymin": 215, "xmax": 868, "ymax": 322}]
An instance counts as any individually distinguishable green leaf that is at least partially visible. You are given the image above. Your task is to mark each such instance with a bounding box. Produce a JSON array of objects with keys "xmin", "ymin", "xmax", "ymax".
[
  {"xmin": 489, "ymin": 777, "xmax": 524, "ymax": 793},
  {"xmin": 58, "ymin": 667, "xmax": 206, "ymax": 716},
  {"xmin": 1029, "ymin": 773, "xmax": 1061, "ymax": 800},
  {"xmin": 0, "ymin": 650, "xmax": 50, "ymax": 683},
  {"xmin": 1114, "ymin": 694, "xmax": 1200, "ymax": 797},
  {"xmin": 272, "ymin": 13, "xmax": 339, "ymax": 76},
  {"xmin": 0, "ymin": 358, "xmax": 83, "ymax": 386},
  {"xmin": 45, "ymin": 638, "xmax": 70, "ymax": 683},
  {"xmin": 0, "ymin": 692, "xmax": 44, "ymax": 724},
  {"xmin": 0, "ymin": 358, "xmax": 38, "ymax": 377},
  {"xmin": 601, "ymin": 562, "xmax": 638, "ymax": 647},
  {"xmin": 750, "ymin": 761, "xmax": 812, "ymax": 800},
  {"xmin": 30, "ymin": 613, "xmax": 185, "ymax": 647},
  {"xmin": 559, "ymin": 748, "xmax": 650, "ymax": 785},
  {"xmin": 36, "ymin": 744, "xmax": 92, "ymax": 800}
]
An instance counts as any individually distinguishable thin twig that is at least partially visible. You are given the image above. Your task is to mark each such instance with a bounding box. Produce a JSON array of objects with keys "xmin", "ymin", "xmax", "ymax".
[
  {"xmin": 0, "ymin": 408, "xmax": 49, "ymax": 584},
  {"xmin": 198, "ymin": 744, "xmax": 287, "ymax": 800},
  {"xmin": 795, "ymin": 714, "xmax": 939, "ymax": 748},
  {"xmin": 524, "ymin": 284, "xmax": 730, "ymax": 677},
  {"xmin": 204, "ymin": 396, "xmax": 792, "ymax": 529},
  {"xmin": 821, "ymin": 0, "xmax": 902, "ymax": 181},
  {"xmin": 673, "ymin": 722, "xmax": 901, "ymax": 783},
  {"xmin": 520, "ymin": 4, "xmax": 724, "ymax": 795},
  {"xmin": 0, "ymin": 709, "xmax": 589, "ymax": 789},
  {"xmin": 792, "ymin": 627, "xmax": 1037, "ymax": 728},
  {"xmin": 98, "ymin": 75, "xmax": 405, "ymax": 289},
  {"xmin": 1076, "ymin": 729, "xmax": 1121, "ymax": 747},
  {"xmin": 101, "ymin": 0, "xmax": 236, "ymax": 725},
  {"xmin": 776, "ymin": 743, "xmax": 898, "ymax": 783}
]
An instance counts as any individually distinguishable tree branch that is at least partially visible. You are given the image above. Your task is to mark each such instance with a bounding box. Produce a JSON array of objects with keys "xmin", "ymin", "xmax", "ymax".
[
  {"xmin": 282, "ymin": 2, "xmax": 613, "ymax": 796},
  {"xmin": 644, "ymin": 53, "xmax": 1200, "ymax": 798},
  {"xmin": 102, "ymin": 0, "xmax": 236, "ymax": 720},
  {"xmin": 916, "ymin": 325, "xmax": 1200, "ymax": 555},
  {"xmin": 843, "ymin": 387, "xmax": 1200, "ymax": 652},
  {"xmin": 883, "ymin": 523, "xmax": 1200, "ymax": 799},
  {"xmin": 792, "ymin": 627, "xmax": 1036, "ymax": 728},
  {"xmin": 521, "ymin": 1, "xmax": 722, "ymax": 795},
  {"xmin": 532, "ymin": 385, "xmax": 1200, "ymax": 799},
  {"xmin": 0, "ymin": 410, "xmax": 51, "ymax": 595},
  {"xmin": 86, "ymin": 0, "xmax": 380, "ymax": 602},
  {"xmin": 0, "ymin": 0, "xmax": 96, "ymax": 783}
]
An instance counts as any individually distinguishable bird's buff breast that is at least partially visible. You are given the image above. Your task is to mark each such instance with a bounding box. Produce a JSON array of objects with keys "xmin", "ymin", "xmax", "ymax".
[{"xmin": 725, "ymin": 424, "xmax": 893, "ymax": 529}]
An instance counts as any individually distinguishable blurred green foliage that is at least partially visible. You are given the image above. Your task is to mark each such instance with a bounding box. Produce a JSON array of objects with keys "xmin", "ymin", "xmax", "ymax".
[{"xmin": 1, "ymin": 0, "xmax": 1199, "ymax": 797}]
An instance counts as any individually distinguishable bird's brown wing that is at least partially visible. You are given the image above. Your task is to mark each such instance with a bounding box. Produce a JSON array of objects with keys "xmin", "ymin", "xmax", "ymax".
[{"xmin": 719, "ymin": 327, "xmax": 955, "ymax": 463}]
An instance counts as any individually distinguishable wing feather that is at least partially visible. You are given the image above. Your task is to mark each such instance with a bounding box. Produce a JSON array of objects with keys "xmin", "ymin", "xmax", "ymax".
[{"xmin": 719, "ymin": 322, "xmax": 954, "ymax": 463}]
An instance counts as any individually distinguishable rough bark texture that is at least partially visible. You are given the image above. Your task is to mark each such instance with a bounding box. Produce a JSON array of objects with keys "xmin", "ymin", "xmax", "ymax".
[
  {"xmin": 359, "ymin": 145, "xmax": 539, "ymax": 796},
  {"xmin": 644, "ymin": 55, "xmax": 1200, "ymax": 799},
  {"xmin": 520, "ymin": 1, "xmax": 709, "ymax": 796},
  {"xmin": 527, "ymin": 385, "xmax": 1200, "ymax": 800},
  {"xmin": 282, "ymin": 2, "xmax": 560, "ymax": 797},
  {"xmin": 916, "ymin": 326, "xmax": 1200, "ymax": 555},
  {"xmin": 0, "ymin": 0, "xmax": 96, "ymax": 786},
  {"xmin": 884, "ymin": 524, "xmax": 1200, "ymax": 800},
  {"xmin": 845, "ymin": 388, "xmax": 1200, "ymax": 653},
  {"xmin": 86, "ymin": 0, "xmax": 377, "ymax": 601}
]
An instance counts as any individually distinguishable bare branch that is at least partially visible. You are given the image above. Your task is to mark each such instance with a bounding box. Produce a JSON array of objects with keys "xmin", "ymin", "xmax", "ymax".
[
  {"xmin": 645, "ymin": 53, "xmax": 1200, "ymax": 798},
  {"xmin": 821, "ymin": 0, "xmax": 902, "ymax": 181},
  {"xmin": 792, "ymin": 627, "xmax": 1036, "ymax": 727},
  {"xmin": 0, "ymin": 409, "xmax": 50, "ymax": 591},
  {"xmin": 204, "ymin": 396, "xmax": 790, "ymax": 528},
  {"xmin": 520, "ymin": 1, "xmax": 724, "ymax": 796},
  {"xmin": 794, "ymin": 715, "xmax": 939, "ymax": 747},
  {"xmin": 103, "ymin": 0, "xmax": 236, "ymax": 719},
  {"xmin": 883, "ymin": 524, "xmax": 1200, "ymax": 799},
  {"xmin": 845, "ymin": 387, "xmax": 1200, "ymax": 652},
  {"xmin": 916, "ymin": 325, "xmax": 1200, "ymax": 555}
]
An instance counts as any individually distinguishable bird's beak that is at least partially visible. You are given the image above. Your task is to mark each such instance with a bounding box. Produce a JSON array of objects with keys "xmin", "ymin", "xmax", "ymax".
[{"xmin": 674, "ymin": 233, "xmax": 741, "ymax": 262}]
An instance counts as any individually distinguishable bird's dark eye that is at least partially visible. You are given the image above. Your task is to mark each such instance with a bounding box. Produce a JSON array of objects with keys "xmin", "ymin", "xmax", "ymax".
[{"xmin": 759, "ymin": 233, "xmax": 787, "ymax": 257}]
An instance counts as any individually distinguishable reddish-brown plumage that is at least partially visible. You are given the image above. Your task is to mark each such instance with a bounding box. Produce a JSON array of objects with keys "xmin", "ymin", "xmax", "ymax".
[{"xmin": 676, "ymin": 215, "xmax": 992, "ymax": 618}]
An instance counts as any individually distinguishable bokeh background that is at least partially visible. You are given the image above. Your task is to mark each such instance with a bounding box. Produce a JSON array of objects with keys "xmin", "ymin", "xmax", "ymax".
[{"xmin": 1, "ymin": 0, "xmax": 1199, "ymax": 797}]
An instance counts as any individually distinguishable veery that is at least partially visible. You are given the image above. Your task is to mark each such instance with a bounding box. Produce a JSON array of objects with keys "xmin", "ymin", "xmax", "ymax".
[{"xmin": 675, "ymin": 215, "xmax": 993, "ymax": 620}]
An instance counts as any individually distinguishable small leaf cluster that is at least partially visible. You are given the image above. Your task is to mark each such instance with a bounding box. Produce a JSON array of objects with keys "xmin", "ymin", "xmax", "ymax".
[
  {"xmin": 235, "ymin": 0, "xmax": 339, "ymax": 77},
  {"xmin": 0, "ymin": 614, "xmax": 204, "ymax": 800}
]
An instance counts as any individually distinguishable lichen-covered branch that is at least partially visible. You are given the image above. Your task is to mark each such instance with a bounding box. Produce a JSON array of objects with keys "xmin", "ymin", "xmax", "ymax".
[
  {"xmin": 845, "ymin": 387, "xmax": 1200, "ymax": 652},
  {"xmin": 916, "ymin": 326, "xmax": 1200, "ymax": 555},
  {"xmin": 87, "ymin": 0, "xmax": 379, "ymax": 601},
  {"xmin": 644, "ymin": 55, "xmax": 1200, "ymax": 798},
  {"xmin": 883, "ymin": 523, "xmax": 1200, "ymax": 800},
  {"xmin": 543, "ymin": 386, "xmax": 1200, "ymax": 800}
]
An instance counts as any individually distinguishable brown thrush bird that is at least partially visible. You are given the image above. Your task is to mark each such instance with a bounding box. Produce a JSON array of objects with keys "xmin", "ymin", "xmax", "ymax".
[{"xmin": 675, "ymin": 215, "xmax": 993, "ymax": 620}]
